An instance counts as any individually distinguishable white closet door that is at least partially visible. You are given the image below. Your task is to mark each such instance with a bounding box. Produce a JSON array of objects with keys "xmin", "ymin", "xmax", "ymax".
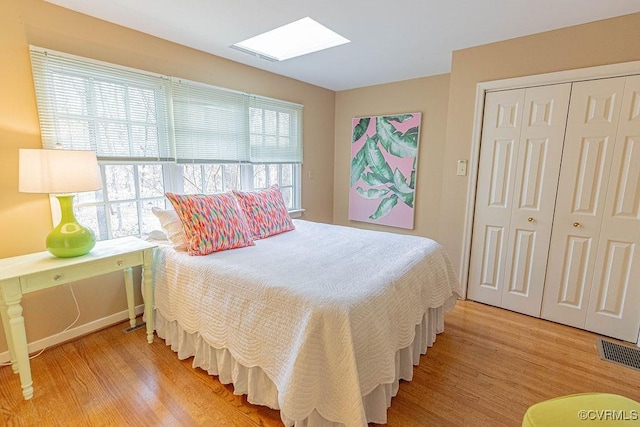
[
  {"xmin": 467, "ymin": 89, "xmax": 525, "ymax": 307},
  {"xmin": 468, "ymin": 84, "xmax": 570, "ymax": 313},
  {"xmin": 541, "ymin": 77, "xmax": 626, "ymax": 329},
  {"xmin": 500, "ymin": 84, "xmax": 571, "ymax": 316},
  {"xmin": 585, "ymin": 75, "xmax": 640, "ymax": 341}
]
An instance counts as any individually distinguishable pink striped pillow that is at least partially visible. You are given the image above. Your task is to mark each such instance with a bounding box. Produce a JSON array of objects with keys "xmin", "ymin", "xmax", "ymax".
[
  {"xmin": 165, "ymin": 192, "xmax": 254, "ymax": 255},
  {"xmin": 233, "ymin": 185, "xmax": 295, "ymax": 239}
]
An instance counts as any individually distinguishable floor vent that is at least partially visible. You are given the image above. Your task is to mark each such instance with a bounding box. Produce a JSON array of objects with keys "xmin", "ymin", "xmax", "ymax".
[
  {"xmin": 123, "ymin": 322, "xmax": 146, "ymax": 334},
  {"xmin": 597, "ymin": 338, "xmax": 640, "ymax": 371}
]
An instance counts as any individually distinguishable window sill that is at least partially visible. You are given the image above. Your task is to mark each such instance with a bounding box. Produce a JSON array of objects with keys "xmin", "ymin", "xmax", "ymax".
[{"xmin": 288, "ymin": 209, "xmax": 305, "ymax": 219}]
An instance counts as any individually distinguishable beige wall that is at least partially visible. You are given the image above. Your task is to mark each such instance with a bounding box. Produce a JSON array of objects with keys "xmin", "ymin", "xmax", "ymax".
[
  {"xmin": 439, "ymin": 12, "xmax": 640, "ymax": 277},
  {"xmin": 0, "ymin": 0, "xmax": 335, "ymax": 351},
  {"xmin": 333, "ymin": 75, "xmax": 450, "ymax": 239},
  {"xmin": 4, "ymin": 0, "xmax": 640, "ymax": 354}
]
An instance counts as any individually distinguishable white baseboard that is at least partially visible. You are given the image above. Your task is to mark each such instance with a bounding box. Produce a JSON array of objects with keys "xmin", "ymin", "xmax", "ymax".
[{"xmin": 0, "ymin": 304, "xmax": 145, "ymax": 364}]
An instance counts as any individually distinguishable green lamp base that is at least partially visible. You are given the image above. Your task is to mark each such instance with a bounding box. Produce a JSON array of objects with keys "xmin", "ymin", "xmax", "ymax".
[{"xmin": 46, "ymin": 194, "xmax": 96, "ymax": 258}]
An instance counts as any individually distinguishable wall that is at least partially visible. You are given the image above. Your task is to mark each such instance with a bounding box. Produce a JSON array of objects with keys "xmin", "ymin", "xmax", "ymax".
[
  {"xmin": 4, "ymin": 2, "xmax": 640, "ymax": 355},
  {"xmin": 439, "ymin": 12, "xmax": 640, "ymax": 277},
  {"xmin": 0, "ymin": 0, "xmax": 335, "ymax": 352},
  {"xmin": 333, "ymin": 75, "xmax": 450, "ymax": 239}
]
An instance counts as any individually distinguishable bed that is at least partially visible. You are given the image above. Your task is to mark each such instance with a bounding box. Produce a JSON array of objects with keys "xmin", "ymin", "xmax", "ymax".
[{"xmin": 151, "ymin": 219, "xmax": 461, "ymax": 426}]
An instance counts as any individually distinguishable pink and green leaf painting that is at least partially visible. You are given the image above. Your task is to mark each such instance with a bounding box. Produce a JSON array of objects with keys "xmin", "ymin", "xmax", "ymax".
[{"xmin": 349, "ymin": 113, "xmax": 421, "ymax": 229}]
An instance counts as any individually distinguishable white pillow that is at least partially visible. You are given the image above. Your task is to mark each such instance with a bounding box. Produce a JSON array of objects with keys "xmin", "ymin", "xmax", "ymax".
[{"xmin": 151, "ymin": 207, "xmax": 188, "ymax": 251}]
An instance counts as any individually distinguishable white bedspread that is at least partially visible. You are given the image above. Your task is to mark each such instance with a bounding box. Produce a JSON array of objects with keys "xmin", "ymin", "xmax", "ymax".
[{"xmin": 152, "ymin": 220, "xmax": 461, "ymax": 426}]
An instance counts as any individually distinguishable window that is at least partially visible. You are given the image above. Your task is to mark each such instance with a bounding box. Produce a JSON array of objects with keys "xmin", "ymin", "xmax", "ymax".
[
  {"xmin": 74, "ymin": 163, "xmax": 168, "ymax": 240},
  {"xmin": 30, "ymin": 47, "xmax": 303, "ymax": 240},
  {"xmin": 252, "ymin": 163, "xmax": 298, "ymax": 209},
  {"xmin": 181, "ymin": 163, "xmax": 241, "ymax": 194},
  {"xmin": 180, "ymin": 162, "xmax": 300, "ymax": 209}
]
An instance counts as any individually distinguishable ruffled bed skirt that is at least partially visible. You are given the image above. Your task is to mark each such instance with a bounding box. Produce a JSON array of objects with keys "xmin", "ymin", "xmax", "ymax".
[{"xmin": 155, "ymin": 303, "xmax": 447, "ymax": 426}]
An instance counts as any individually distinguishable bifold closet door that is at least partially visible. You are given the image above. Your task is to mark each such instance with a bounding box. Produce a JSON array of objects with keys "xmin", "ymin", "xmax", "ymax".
[
  {"xmin": 541, "ymin": 76, "xmax": 640, "ymax": 341},
  {"xmin": 586, "ymin": 75, "xmax": 640, "ymax": 341},
  {"xmin": 468, "ymin": 84, "xmax": 571, "ymax": 315},
  {"xmin": 467, "ymin": 89, "xmax": 524, "ymax": 308}
]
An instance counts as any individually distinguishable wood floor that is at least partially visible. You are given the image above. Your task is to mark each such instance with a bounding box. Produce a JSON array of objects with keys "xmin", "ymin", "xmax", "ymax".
[{"xmin": 1, "ymin": 300, "xmax": 639, "ymax": 426}]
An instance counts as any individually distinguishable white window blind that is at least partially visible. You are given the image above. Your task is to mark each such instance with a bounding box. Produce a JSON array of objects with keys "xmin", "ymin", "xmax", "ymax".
[
  {"xmin": 30, "ymin": 47, "xmax": 172, "ymax": 161},
  {"xmin": 172, "ymin": 79, "xmax": 303, "ymax": 164},
  {"xmin": 30, "ymin": 46, "xmax": 303, "ymax": 165},
  {"xmin": 171, "ymin": 79, "xmax": 250, "ymax": 163},
  {"xmin": 249, "ymin": 96, "xmax": 303, "ymax": 163}
]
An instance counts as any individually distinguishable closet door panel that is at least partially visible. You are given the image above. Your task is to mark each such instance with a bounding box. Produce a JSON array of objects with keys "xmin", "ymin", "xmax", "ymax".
[
  {"xmin": 467, "ymin": 90, "xmax": 524, "ymax": 307},
  {"xmin": 585, "ymin": 75, "xmax": 640, "ymax": 341},
  {"xmin": 501, "ymin": 84, "xmax": 571, "ymax": 316},
  {"xmin": 541, "ymin": 77, "xmax": 626, "ymax": 328}
]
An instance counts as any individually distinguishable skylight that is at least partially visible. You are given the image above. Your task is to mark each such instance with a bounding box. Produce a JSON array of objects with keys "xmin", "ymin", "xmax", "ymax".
[{"xmin": 231, "ymin": 17, "xmax": 350, "ymax": 62}]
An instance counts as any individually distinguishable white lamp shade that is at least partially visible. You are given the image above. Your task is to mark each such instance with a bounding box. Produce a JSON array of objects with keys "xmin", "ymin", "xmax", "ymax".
[{"xmin": 19, "ymin": 149, "xmax": 102, "ymax": 194}]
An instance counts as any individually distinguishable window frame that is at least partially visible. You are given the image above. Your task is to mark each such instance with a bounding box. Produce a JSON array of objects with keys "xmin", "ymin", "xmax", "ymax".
[
  {"xmin": 71, "ymin": 161, "xmax": 302, "ymax": 240},
  {"xmin": 31, "ymin": 46, "xmax": 304, "ymax": 241}
]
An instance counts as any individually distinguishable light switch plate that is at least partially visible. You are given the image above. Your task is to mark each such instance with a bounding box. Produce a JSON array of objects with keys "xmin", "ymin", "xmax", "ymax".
[{"xmin": 457, "ymin": 160, "xmax": 468, "ymax": 176}]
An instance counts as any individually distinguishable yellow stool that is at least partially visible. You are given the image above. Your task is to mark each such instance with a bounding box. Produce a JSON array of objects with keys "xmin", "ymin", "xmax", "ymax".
[{"xmin": 523, "ymin": 393, "xmax": 640, "ymax": 426}]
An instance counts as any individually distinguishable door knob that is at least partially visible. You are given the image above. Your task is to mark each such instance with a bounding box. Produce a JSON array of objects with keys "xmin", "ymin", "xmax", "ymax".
[
  {"xmin": 573, "ymin": 222, "xmax": 581, "ymax": 228},
  {"xmin": 527, "ymin": 217, "xmax": 535, "ymax": 223}
]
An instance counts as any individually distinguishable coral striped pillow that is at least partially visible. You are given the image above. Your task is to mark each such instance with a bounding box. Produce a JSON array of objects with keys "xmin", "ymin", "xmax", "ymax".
[
  {"xmin": 233, "ymin": 185, "xmax": 295, "ymax": 239},
  {"xmin": 165, "ymin": 192, "xmax": 254, "ymax": 255}
]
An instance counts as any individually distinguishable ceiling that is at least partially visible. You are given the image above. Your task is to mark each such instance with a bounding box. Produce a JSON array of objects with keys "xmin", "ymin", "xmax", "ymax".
[{"xmin": 45, "ymin": 0, "xmax": 640, "ymax": 91}]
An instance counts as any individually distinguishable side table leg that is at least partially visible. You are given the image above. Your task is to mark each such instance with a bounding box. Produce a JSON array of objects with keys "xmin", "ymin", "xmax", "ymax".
[
  {"xmin": 7, "ymin": 300, "xmax": 33, "ymax": 400},
  {"xmin": 0, "ymin": 297, "xmax": 19, "ymax": 374},
  {"xmin": 143, "ymin": 248, "xmax": 154, "ymax": 343},
  {"xmin": 123, "ymin": 267, "xmax": 136, "ymax": 328}
]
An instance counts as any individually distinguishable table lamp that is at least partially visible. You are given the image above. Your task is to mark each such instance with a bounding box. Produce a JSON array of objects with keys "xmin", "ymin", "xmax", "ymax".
[{"xmin": 18, "ymin": 148, "xmax": 102, "ymax": 258}]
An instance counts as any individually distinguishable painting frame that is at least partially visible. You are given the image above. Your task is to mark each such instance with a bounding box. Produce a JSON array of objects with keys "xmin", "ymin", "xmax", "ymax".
[{"xmin": 348, "ymin": 112, "xmax": 422, "ymax": 229}]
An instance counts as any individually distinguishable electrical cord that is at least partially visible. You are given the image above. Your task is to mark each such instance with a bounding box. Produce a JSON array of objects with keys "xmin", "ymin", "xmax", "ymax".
[{"xmin": 0, "ymin": 284, "xmax": 81, "ymax": 366}]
